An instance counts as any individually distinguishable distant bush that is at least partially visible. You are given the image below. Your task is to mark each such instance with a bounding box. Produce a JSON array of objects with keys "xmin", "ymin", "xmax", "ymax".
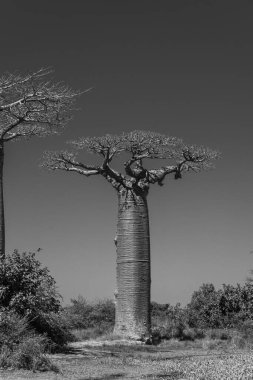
[
  {"xmin": 187, "ymin": 282, "xmax": 253, "ymax": 329},
  {"xmin": 65, "ymin": 296, "xmax": 115, "ymax": 330},
  {"xmin": 151, "ymin": 302, "xmax": 194, "ymax": 341}
]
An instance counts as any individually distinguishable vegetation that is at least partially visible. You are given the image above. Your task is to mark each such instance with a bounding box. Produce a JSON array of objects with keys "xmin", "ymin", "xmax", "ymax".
[
  {"xmin": 0, "ymin": 250, "xmax": 72, "ymax": 372},
  {"xmin": 63, "ymin": 281, "xmax": 253, "ymax": 346},
  {"xmin": 0, "ymin": 310, "xmax": 58, "ymax": 372},
  {"xmin": 187, "ymin": 282, "xmax": 253, "ymax": 329},
  {"xmin": 44, "ymin": 130, "xmax": 218, "ymax": 339},
  {"xmin": 2, "ymin": 250, "xmax": 253, "ymax": 377}
]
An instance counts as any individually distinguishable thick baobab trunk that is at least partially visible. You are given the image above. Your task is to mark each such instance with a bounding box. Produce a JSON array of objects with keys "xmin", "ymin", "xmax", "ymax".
[
  {"xmin": 114, "ymin": 189, "xmax": 151, "ymax": 340},
  {"xmin": 0, "ymin": 142, "xmax": 4, "ymax": 261}
]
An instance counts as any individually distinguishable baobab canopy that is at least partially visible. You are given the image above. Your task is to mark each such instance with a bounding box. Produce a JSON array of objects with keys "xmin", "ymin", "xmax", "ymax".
[
  {"xmin": 44, "ymin": 130, "xmax": 219, "ymax": 190},
  {"xmin": 44, "ymin": 131, "xmax": 219, "ymax": 340}
]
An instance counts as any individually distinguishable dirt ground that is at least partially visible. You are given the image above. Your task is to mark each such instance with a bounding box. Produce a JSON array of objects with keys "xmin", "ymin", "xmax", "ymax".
[{"xmin": 0, "ymin": 340, "xmax": 252, "ymax": 380}]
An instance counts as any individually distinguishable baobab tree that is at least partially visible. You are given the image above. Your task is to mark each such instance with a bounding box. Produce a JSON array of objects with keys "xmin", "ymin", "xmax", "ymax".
[
  {"xmin": 0, "ymin": 68, "xmax": 79, "ymax": 260},
  {"xmin": 44, "ymin": 130, "xmax": 218, "ymax": 340}
]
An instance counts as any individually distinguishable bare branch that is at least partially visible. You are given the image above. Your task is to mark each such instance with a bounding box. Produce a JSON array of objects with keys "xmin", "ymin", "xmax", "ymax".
[
  {"xmin": 69, "ymin": 134, "xmax": 125, "ymax": 160},
  {"xmin": 42, "ymin": 151, "xmax": 99, "ymax": 176},
  {"xmin": 0, "ymin": 68, "xmax": 53, "ymax": 93},
  {"xmin": 147, "ymin": 144, "xmax": 220, "ymax": 185},
  {"xmin": 122, "ymin": 130, "xmax": 182, "ymax": 160},
  {"xmin": 0, "ymin": 68, "xmax": 81, "ymax": 141},
  {"xmin": 46, "ymin": 131, "xmax": 219, "ymax": 193}
]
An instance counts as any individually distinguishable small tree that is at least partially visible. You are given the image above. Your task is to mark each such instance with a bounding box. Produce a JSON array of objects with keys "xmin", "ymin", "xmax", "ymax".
[
  {"xmin": 44, "ymin": 130, "xmax": 218, "ymax": 340},
  {"xmin": 0, "ymin": 68, "xmax": 79, "ymax": 259},
  {"xmin": 187, "ymin": 283, "xmax": 222, "ymax": 328}
]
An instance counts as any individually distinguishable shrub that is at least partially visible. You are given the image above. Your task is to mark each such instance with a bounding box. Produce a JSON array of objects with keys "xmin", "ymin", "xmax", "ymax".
[
  {"xmin": 0, "ymin": 250, "xmax": 72, "ymax": 346},
  {"xmin": 206, "ymin": 328, "xmax": 230, "ymax": 341},
  {"xmin": 0, "ymin": 310, "xmax": 29, "ymax": 348},
  {"xmin": 64, "ymin": 297, "xmax": 115, "ymax": 330},
  {"xmin": 151, "ymin": 302, "xmax": 191, "ymax": 341},
  {"xmin": 187, "ymin": 282, "xmax": 253, "ymax": 329},
  {"xmin": 0, "ymin": 250, "xmax": 61, "ymax": 317},
  {"xmin": 71, "ymin": 323, "xmax": 114, "ymax": 341},
  {"xmin": 31, "ymin": 311, "xmax": 75, "ymax": 348},
  {"xmin": 187, "ymin": 283, "xmax": 222, "ymax": 329},
  {"xmin": 4, "ymin": 335, "xmax": 59, "ymax": 372},
  {"xmin": 0, "ymin": 310, "xmax": 58, "ymax": 372}
]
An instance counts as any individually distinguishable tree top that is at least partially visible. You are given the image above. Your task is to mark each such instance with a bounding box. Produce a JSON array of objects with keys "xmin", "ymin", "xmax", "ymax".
[
  {"xmin": 0, "ymin": 68, "xmax": 81, "ymax": 143},
  {"xmin": 44, "ymin": 130, "xmax": 220, "ymax": 194}
]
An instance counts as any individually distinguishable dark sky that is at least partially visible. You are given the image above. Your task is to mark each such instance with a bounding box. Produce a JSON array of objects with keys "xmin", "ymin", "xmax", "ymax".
[{"xmin": 1, "ymin": 0, "xmax": 253, "ymax": 305}]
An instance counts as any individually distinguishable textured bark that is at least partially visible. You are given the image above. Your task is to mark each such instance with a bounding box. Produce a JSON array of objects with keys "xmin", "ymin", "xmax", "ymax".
[
  {"xmin": 114, "ymin": 189, "xmax": 151, "ymax": 340},
  {"xmin": 0, "ymin": 142, "xmax": 5, "ymax": 260}
]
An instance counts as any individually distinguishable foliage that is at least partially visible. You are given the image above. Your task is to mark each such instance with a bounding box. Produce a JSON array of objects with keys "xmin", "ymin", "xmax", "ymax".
[
  {"xmin": 0, "ymin": 250, "xmax": 61, "ymax": 317},
  {"xmin": 0, "ymin": 310, "xmax": 29, "ymax": 349},
  {"xmin": 0, "ymin": 310, "xmax": 58, "ymax": 372},
  {"xmin": 187, "ymin": 283, "xmax": 221, "ymax": 328},
  {"xmin": 0, "ymin": 250, "xmax": 72, "ymax": 346},
  {"xmin": 187, "ymin": 282, "xmax": 253, "ymax": 329},
  {"xmin": 64, "ymin": 296, "xmax": 115, "ymax": 330},
  {"xmin": 151, "ymin": 302, "xmax": 196, "ymax": 341},
  {"xmin": 31, "ymin": 311, "xmax": 75, "ymax": 347}
]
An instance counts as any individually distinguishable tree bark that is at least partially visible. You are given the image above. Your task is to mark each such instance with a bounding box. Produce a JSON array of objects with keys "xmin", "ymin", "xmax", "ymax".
[
  {"xmin": 0, "ymin": 141, "xmax": 5, "ymax": 261},
  {"xmin": 114, "ymin": 189, "xmax": 151, "ymax": 340}
]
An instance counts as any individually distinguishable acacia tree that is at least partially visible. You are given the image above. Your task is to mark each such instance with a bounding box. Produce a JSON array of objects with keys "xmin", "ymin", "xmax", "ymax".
[
  {"xmin": 44, "ymin": 130, "xmax": 218, "ymax": 340},
  {"xmin": 0, "ymin": 68, "xmax": 79, "ymax": 260}
]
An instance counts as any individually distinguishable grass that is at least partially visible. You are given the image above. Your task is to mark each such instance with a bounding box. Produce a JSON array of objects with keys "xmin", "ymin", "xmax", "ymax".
[{"xmin": 1, "ymin": 334, "xmax": 253, "ymax": 379}]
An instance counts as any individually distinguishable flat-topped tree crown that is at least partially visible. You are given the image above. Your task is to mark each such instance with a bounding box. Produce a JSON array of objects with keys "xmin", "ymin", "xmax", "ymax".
[
  {"xmin": 44, "ymin": 130, "xmax": 219, "ymax": 193},
  {"xmin": 43, "ymin": 130, "xmax": 219, "ymax": 340}
]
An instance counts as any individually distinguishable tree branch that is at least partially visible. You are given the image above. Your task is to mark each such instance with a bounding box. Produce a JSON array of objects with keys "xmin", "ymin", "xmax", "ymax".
[
  {"xmin": 43, "ymin": 151, "xmax": 100, "ymax": 177},
  {"xmin": 148, "ymin": 166, "xmax": 178, "ymax": 185},
  {"xmin": 0, "ymin": 69, "xmax": 80, "ymax": 141}
]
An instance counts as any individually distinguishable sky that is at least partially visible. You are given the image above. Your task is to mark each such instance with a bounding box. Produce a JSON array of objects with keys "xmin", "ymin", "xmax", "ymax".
[{"xmin": 1, "ymin": 0, "xmax": 253, "ymax": 306}]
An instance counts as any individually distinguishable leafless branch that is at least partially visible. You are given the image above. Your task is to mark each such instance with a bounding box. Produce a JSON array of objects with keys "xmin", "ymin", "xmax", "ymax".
[
  {"xmin": 42, "ymin": 151, "xmax": 100, "ymax": 176},
  {"xmin": 0, "ymin": 68, "xmax": 81, "ymax": 141}
]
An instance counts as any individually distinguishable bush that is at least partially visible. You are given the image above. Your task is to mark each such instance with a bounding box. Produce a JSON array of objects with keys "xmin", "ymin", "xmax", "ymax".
[
  {"xmin": 31, "ymin": 311, "xmax": 75, "ymax": 348},
  {"xmin": 0, "ymin": 250, "xmax": 61, "ymax": 317},
  {"xmin": 0, "ymin": 250, "xmax": 72, "ymax": 346},
  {"xmin": 187, "ymin": 282, "xmax": 253, "ymax": 329},
  {"xmin": 2, "ymin": 335, "xmax": 59, "ymax": 372},
  {"xmin": 187, "ymin": 283, "xmax": 222, "ymax": 329},
  {"xmin": 0, "ymin": 310, "xmax": 58, "ymax": 372},
  {"xmin": 151, "ymin": 302, "xmax": 192, "ymax": 341},
  {"xmin": 71, "ymin": 323, "xmax": 114, "ymax": 341},
  {"xmin": 206, "ymin": 328, "xmax": 230, "ymax": 341},
  {"xmin": 0, "ymin": 310, "xmax": 29, "ymax": 348},
  {"xmin": 65, "ymin": 297, "xmax": 115, "ymax": 330}
]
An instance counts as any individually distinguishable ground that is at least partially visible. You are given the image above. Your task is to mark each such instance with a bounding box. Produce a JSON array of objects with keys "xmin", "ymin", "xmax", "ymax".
[{"xmin": 1, "ymin": 340, "xmax": 253, "ymax": 380}]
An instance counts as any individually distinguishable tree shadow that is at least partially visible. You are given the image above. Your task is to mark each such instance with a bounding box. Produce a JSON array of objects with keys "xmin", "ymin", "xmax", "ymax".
[
  {"xmin": 78, "ymin": 374, "xmax": 125, "ymax": 380},
  {"xmin": 145, "ymin": 372, "xmax": 185, "ymax": 379}
]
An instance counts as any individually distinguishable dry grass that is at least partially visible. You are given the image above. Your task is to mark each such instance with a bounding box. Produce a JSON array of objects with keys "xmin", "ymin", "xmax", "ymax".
[{"xmin": 1, "ymin": 337, "xmax": 253, "ymax": 379}]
